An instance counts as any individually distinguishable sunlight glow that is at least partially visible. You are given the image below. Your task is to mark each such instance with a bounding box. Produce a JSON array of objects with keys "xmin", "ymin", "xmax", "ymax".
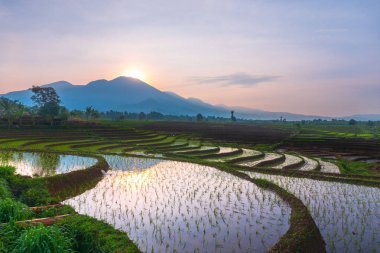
[{"xmin": 124, "ymin": 69, "xmax": 145, "ymax": 81}]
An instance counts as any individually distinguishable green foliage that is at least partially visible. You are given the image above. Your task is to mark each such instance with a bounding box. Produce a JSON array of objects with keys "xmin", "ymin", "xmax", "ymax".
[
  {"xmin": 19, "ymin": 186, "xmax": 51, "ymax": 206},
  {"xmin": 0, "ymin": 98, "xmax": 24, "ymax": 128},
  {"xmin": 85, "ymin": 106, "xmax": 100, "ymax": 120},
  {"xmin": 31, "ymin": 86, "xmax": 61, "ymax": 106},
  {"xmin": 337, "ymin": 159, "xmax": 378, "ymax": 176},
  {"xmin": 56, "ymin": 215, "xmax": 141, "ymax": 253},
  {"xmin": 0, "ymin": 239, "xmax": 6, "ymax": 253},
  {"xmin": 0, "ymin": 198, "xmax": 31, "ymax": 223},
  {"xmin": 36, "ymin": 205, "xmax": 76, "ymax": 218},
  {"xmin": 31, "ymin": 86, "xmax": 62, "ymax": 126},
  {"xmin": 348, "ymin": 119, "xmax": 357, "ymax": 126},
  {"xmin": 0, "ymin": 222, "xmax": 25, "ymax": 252},
  {"xmin": 0, "ymin": 168, "xmax": 51, "ymax": 206},
  {"xmin": 253, "ymin": 143, "xmax": 277, "ymax": 151},
  {"xmin": 0, "ymin": 179, "xmax": 12, "ymax": 199},
  {"xmin": 13, "ymin": 224, "xmax": 74, "ymax": 253},
  {"xmin": 0, "ymin": 166, "xmax": 16, "ymax": 178},
  {"xmin": 196, "ymin": 113, "xmax": 204, "ymax": 122}
]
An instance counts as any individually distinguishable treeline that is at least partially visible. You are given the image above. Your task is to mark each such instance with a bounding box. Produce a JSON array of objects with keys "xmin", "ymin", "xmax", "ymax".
[
  {"xmin": 0, "ymin": 86, "xmax": 379, "ymax": 128},
  {"xmin": 0, "ymin": 86, "xmax": 69, "ymax": 128},
  {"xmin": 0, "ymin": 86, "xmax": 236, "ymax": 128},
  {"xmin": 99, "ymin": 111, "xmax": 234, "ymax": 122}
]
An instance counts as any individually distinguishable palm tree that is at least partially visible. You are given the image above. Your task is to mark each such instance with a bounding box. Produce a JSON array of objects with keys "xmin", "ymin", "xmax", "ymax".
[{"xmin": 0, "ymin": 98, "xmax": 17, "ymax": 128}]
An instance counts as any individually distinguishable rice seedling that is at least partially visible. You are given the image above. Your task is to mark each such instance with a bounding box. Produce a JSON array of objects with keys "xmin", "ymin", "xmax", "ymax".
[
  {"xmin": 299, "ymin": 156, "xmax": 319, "ymax": 171},
  {"xmin": 272, "ymin": 154, "xmax": 303, "ymax": 169},
  {"xmin": 239, "ymin": 153, "xmax": 282, "ymax": 167},
  {"xmin": 64, "ymin": 157, "xmax": 291, "ymax": 253},
  {"xmin": 318, "ymin": 159, "xmax": 341, "ymax": 174},
  {"xmin": 242, "ymin": 171, "xmax": 380, "ymax": 253}
]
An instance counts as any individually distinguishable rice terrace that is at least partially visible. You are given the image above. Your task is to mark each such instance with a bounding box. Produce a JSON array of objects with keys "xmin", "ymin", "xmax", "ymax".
[
  {"xmin": 1, "ymin": 1, "xmax": 380, "ymax": 253},
  {"xmin": 0, "ymin": 119, "xmax": 379, "ymax": 253}
]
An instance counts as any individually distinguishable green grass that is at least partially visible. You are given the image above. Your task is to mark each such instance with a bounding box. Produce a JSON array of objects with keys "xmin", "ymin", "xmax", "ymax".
[
  {"xmin": 13, "ymin": 224, "xmax": 74, "ymax": 253},
  {"xmin": 56, "ymin": 215, "xmax": 141, "ymax": 253},
  {"xmin": 0, "ymin": 178, "xmax": 12, "ymax": 199},
  {"xmin": 336, "ymin": 159, "xmax": 380, "ymax": 176},
  {"xmin": 253, "ymin": 143, "xmax": 277, "ymax": 151},
  {"xmin": 0, "ymin": 140, "xmax": 35, "ymax": 149},
  {"xmin": 0, "ymin": 198, "xmax": 32, "ymax": 223}
]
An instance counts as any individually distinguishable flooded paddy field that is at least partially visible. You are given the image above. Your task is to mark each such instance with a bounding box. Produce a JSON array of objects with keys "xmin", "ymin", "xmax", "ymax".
[
  {"xmin": 242, "ymin": 171, "xmax": 380, "ymax": 253},
  {"xmin": 64, "ymin": 157, "xmax": 291, "ymax": 253},
  {"xmin": 0, "ymin": 151, "xmax": 97, "ymax": 177}
]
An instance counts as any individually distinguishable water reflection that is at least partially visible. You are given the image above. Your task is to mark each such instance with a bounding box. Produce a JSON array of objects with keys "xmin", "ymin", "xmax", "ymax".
[
  {"xmin": 103, "ymin": 155, "xmax": 162, "ymax": 171},
  {"xmin": 0, "ymin": 151, "xmax": 97, "ymax": 177},
  {"xmin": 65, "ymin": 157, "xmax": 291, "ymax": 253}
]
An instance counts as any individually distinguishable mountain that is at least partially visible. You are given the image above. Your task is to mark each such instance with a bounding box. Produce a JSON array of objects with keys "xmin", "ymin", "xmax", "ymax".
[
  {"xmin": 342, "ymin": 114, "xmax": 380, "ymax": 121},
  {"xmin": 2, "ymin": 77, "xmax": 228, "ymax": 116},
  {"xmin": 1, "ymin": 76, "xmax": 371, "ymax": 121}
]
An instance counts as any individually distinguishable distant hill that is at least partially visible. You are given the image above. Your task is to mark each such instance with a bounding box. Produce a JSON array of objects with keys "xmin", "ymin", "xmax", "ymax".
[{"xmin": 2, "ymin": 76, "xmax": 377, "ymax": 121}]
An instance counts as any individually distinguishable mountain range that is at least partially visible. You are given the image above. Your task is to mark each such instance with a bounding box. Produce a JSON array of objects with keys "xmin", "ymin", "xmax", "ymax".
[{"xmin": 1, "ymin": 76, "xmax": 379, "ymax": 121}]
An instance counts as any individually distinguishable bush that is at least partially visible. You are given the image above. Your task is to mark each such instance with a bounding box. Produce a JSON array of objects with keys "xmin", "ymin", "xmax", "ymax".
[
  {"xmin": 0, "ymin": 166, "xmax": 15, "ymax": 178},
  {"xmin": 0, "ymin": 239, "xmax": 6, "ymax": 253},
  {"xmin": 36, "ymin": 205, "xmax": 76, "ymax": 218},
  {"xmin": 0, "ymin": 198, "xmax": 31, "ymax": 223},
  {"xmin": 0, "ymin": 179, "xmax": 12, "ymax": 199},
  {"xmin": 12, "ymin": 224, "xmax": 74, "ymax": 253},
  {"xmin": 56, "ymin": 215, "xmax": 140, "ymax": 253},
  {"xmin": 0, "ymin": 222, "xmax": 25, "ymax": 252},
  {"xmin": 19, "ymin": 187, "xmax": 51, "ymax": 206},
  {"xmin": 2, "ymin": 174, "xmax": 51, "ymax": 206}
]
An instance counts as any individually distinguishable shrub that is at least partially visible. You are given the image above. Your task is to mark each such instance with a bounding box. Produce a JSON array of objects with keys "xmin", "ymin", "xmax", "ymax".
[
  {"xmin": 36, "ymin": 205, "xmax": 76, "ymax": 218},
  {"xmin": 0, "ymin": 166, "xmax": 15, "ymax": 178},
  {"xmin": 56, "ymin": 215, "xmax": 140, "ymax": 253},
  {"xmin": 2, "ymin": 173, "xmax": 52, "ymax": 206},
  {"xmin": 19, "ymin": 187, "xmax": 51, "ymax": 206},
  {"xmin": 0, "ymin": 198, "xmax": 31, "ymax": 223},
  {"xmin": 0, "ymin": 239, "xmax": 6, "ymax": 253},
  {"xmin": 0, "ymin": 222, "xmax": 25, "ymax": 252},
  {"xmin": 12, "ymin": 224, "xmax": 74, "ymax": 253},
  {"xmin": 0, "ymin": 179, "xmax": 12, "ymax": 199}
]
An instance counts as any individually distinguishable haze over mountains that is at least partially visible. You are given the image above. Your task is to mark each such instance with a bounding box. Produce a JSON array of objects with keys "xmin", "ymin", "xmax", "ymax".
[{"xmin": 1, "ymin": 77, "xmax": 379, "ymax": 121}]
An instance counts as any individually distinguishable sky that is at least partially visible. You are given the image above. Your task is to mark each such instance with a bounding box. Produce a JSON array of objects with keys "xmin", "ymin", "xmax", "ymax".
[{"xmin": 0, "ymin": 0, "xmax": 379, "ymax": 117}]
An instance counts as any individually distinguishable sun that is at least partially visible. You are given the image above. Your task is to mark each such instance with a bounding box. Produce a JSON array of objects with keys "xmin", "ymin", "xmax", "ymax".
[{"xmin": 124, "ymin": 69, "xmax": 145, "ymax": 81}]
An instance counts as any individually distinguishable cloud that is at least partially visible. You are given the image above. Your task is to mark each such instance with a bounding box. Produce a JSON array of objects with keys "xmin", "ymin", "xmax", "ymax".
[{"xmin": 189, "ymin": 72, "xmax": 280, "ymax": 87}]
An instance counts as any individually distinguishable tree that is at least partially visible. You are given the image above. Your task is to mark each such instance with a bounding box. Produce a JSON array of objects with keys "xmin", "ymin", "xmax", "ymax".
[
  {"xmin": 196, "ymin": 113, "xmax": 204, "ymax": 122},
  {"xmin": 147, "ymin": 111, "xmax": 164, "ymax": 120},
  {"xmin": 85, "ymin": 106, "xmax": 93, "ymax": 120},
  {"xmin": 348, "ymin": 119, "xmax": 357, "ymax": 126},
  {"xmin": 85, "ymin": 106, "xmax": 100, "ymax": 120},
  {"xmin": 70, "ymin": 110, "xmax": 84, "ymax": 118},
  {"xmin": 14, "ymin": 102, "xmax": 26, "ymax": 127},
  {"xmin": 138, "ymin": 112, "xmax": 146, "ymax": 120},
  {"xmin": 0, "ymin": 98, "xmax": 18, "ymax": 128},
  {"xmin": 91, "ymin": 110, "xmax": 100, "ymax": 119},
  {"xmin": 230, "ymin": 110, "xmax": 236, "ymax": 122},
  {"xmin": 59, "ymin": 107, "xmax": 70, "ymax": 121},
  {"xmin": 39, "ymin": 102, "xmax": 60, "ymax": 126},
  {"xmin": 27, "ymin": 106, "xmax": 39, "ymax": 126},
  {"xmin": 31, "ymin": 86, "xmax": 61, "ymax": 126},
  {"xmin": 31, "ymin": 86, "xmax": 60, "ymax": 106}
]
